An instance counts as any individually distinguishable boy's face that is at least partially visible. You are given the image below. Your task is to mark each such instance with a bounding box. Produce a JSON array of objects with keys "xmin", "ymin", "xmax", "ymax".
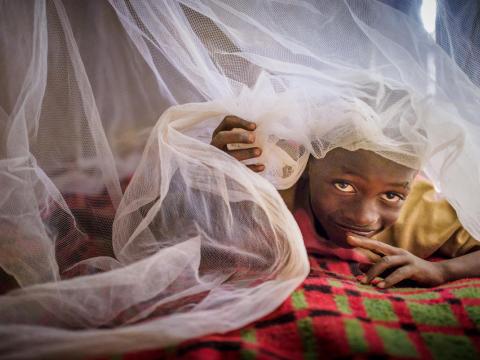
[{"xmin": 308, "ymin": 148, "xmax": 417, "ymax": 247}]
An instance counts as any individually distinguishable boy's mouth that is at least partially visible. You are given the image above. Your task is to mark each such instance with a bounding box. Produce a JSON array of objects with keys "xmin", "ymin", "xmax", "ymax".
[{"xmin": 332, "ymin": 222, "xmax": 378, "ymax": 238}]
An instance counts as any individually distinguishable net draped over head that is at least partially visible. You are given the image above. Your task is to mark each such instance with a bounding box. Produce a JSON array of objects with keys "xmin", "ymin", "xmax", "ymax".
[{"xmin": 1, "ymin": 0, "xmax": 480, "ymax": 358}]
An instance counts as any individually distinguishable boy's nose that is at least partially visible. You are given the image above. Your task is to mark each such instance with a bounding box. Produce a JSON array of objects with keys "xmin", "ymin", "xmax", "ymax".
[{"xmin": 344, "ymin": 201, "xmax": 380, "ymax": 229}]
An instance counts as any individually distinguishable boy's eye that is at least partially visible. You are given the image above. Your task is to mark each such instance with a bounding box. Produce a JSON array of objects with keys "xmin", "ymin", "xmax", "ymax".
[
  {"xmin": 333, "ymin": 182, "xmax": 355, "ymax": 193},
  {"xmin": 381, "ymin": 192, "xmax": 404, "ymax": 203}
]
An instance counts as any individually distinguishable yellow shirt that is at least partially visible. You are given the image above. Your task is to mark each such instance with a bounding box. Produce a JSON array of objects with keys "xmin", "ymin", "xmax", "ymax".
[{"xmin": 376, "ymin": 180, "xmax": 480, "ymax": 258}]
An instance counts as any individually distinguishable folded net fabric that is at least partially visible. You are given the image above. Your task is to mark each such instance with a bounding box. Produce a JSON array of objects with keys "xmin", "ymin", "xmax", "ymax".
[{"xmin": 1, "ymin": 0, "xmax": 480, "ymax": 358}]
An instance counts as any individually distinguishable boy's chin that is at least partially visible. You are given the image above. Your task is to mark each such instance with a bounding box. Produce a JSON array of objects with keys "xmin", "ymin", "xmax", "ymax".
[{"xmin": 325, "ymin": 230, "xmax": 352, "ymax": 248}]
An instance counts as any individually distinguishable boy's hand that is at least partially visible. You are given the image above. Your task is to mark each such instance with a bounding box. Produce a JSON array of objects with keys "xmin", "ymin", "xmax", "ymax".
[
  {"xmin": 307, "ymin": 237, "xmax": 383, "ymax": 265},
  {"xmin": 211, "ymin": 115, "xmax": 264, "ymax": 172},
  {"xmin": 347, "ymin": 234, "xmax": 446, "ymax": 288}
]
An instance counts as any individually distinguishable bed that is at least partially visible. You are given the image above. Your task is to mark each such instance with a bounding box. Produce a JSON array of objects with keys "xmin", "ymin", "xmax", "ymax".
[{"xmin": 3, "ymin": 185, "xmax": 480, "ymax": 359}]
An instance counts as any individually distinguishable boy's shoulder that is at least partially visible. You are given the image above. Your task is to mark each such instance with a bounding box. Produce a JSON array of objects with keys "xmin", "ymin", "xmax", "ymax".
[
  {"xmin": 377, "ymin": 179, "xmax": 479, "ymax": 258},
  {"xmin": 405, "ymin": 178, "xmax": 442, "ymax": 202},
  {"xmin": 399, "ymin": 178, "xmax": 455, "ymax": 223}
]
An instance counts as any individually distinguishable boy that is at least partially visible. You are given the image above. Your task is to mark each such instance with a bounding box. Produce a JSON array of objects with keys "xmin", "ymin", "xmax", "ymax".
[{"xmin": 211, "ymin": 115, "xmax": 480, "ymax": 288}]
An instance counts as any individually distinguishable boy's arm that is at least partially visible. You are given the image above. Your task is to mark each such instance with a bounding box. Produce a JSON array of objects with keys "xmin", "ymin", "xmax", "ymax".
[
  {"xmin": 347, "ymin": 234, "xmax": 480, "ymax": 288},
  {"xmin": 440, "ymin": 250, "xmax": 480, "ymax": 282},
  {"xmin": 278, "ymin": 187, "xmax": 297, "ymax": 211}
]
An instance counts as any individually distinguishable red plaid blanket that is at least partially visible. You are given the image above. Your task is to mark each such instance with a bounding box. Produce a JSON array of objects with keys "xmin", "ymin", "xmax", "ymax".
[
  {"xmin": 100, "ymin": 253, "xmax": 480, "ymax": 360},
  {"xmin": 2, "ymin": 185, "xmax": 480, "ymax": 359}
]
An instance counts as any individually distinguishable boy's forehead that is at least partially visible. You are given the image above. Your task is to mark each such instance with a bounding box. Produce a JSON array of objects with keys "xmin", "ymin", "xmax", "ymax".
[
  {"xmin": 323, "ymin": 148, "xmax": 390, "ymax": 167},
  {"xmin": 313, "ymin": 148, "xmax": 417, "ymax": 183},
  {"xmin": 324, "ymin": 148, "xmax": 376, "ymax": 165}
]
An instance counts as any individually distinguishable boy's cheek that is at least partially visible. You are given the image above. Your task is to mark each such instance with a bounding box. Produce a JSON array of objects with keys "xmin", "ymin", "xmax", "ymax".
[
  {"xmin": 311, "ymin": 200, "xmax": 351, "ymax": 246},
  {"xmin": 381, "ymin": 209, "xmax": 402, "ymax": 229}
]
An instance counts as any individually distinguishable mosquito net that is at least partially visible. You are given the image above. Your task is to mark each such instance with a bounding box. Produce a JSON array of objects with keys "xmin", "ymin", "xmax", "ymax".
[{"xmin": 1, "ymin": 0, "xmax": 480, "ymax": 358}]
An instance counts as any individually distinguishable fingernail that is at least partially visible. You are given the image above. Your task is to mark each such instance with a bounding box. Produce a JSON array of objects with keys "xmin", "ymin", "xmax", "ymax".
[
  {"xmin": 377, "ymin": 282, "xmax": 385, "ymax": 288},
  {"xmin": 254, "ymin": 148, "xmax": 261, "ymax": 156},
  {"xmin": 249, "ymin": 123, "xmax": 256, "ymax": 129},
  {"xmin": 248, "ymin": 134, "xmax": 255, "ymax": 143},
  {"xmin": 356, "ymin": 274, "xmax": 366, "ymax": 283}
]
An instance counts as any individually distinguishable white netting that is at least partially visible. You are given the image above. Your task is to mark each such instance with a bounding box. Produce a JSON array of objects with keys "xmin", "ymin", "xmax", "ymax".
[{"xmin": 1, "ymin": 0, "xmax": 480, "ymax": 358}]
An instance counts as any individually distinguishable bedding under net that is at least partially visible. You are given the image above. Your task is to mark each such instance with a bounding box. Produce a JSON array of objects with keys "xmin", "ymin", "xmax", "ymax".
[{"xmin": 1, "ymin": 0, "xmax": 480, "ymax": 358}]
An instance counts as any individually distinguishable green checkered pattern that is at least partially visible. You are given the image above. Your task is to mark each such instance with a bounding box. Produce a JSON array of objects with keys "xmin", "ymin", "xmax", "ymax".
[{"xmin": 104, "ymin": 254, "xmax": 480, "ymax": 360}]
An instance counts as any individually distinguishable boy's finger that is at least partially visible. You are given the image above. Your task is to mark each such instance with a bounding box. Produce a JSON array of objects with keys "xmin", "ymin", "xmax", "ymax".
[
  {"xmin": 364, "ymin": 255, "xmax": 407, "ymax": 284},
  {"xmin": 346, "ymin": 235, "xmax": 400, "ymax": 256},
  {"xmin": 378, "ymin": 265, "xmax": 414, "ymax": 288},
  {"xmin": 228, "ymin": 147, "xmax": 262, "ymax": 161},
  {"xmin": 211, "ymin": 130, "xmax": 255, "ymax": 149},
  {"xmin": 311, "ymin": 245, "xmax": 378, "ymax": 263},
  {"xmin": 359, "ymin": 263, "xmax": 370, "ymax": 273},
  {"xmin": 352, "ymin": 248, "xmax": 382, "ymax": 264},
  {"xmin": 216, "ymin": 115, "xmax": 256, "ymax": 133},
  {"xmin": 247, "ymin": 164, "xmax": 265, "ymax": 172}
]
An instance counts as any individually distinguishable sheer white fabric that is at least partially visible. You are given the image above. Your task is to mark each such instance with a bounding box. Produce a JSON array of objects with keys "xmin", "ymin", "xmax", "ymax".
[{"xmin": 1, "ymin": 0, "xmax": 480, "ymax": 358}]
